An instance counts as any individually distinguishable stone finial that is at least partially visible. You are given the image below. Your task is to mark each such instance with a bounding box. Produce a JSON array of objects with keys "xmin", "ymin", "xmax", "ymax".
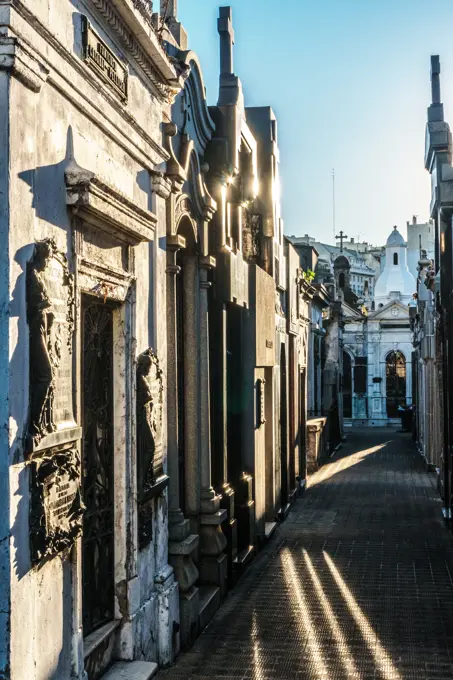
[
  {"xmin": 431, "ymin": 55, "xmax": 441, "ymax": 105},
  {"xmin": 160, "ymin": 0, "xmax": 177, "ymax": 18},
  {"xmin": 64, "ymin": 126, "xmax": 95, "ymax": 187},
  {"xmin": 218, "ymin": 7, "xmax": 234, "ymax": 75}
]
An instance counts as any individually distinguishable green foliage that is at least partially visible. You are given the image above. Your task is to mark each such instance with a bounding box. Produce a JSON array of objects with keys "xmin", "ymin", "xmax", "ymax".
[{"xmin": 304, "ymin": 268, "xmax": 316, "ymax": 284}]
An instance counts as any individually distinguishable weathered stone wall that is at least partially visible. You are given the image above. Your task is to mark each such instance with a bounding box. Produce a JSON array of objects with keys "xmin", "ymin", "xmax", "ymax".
[{"xmin": 3, "ymin": 0, "xmax": 178, "ymax": 676}]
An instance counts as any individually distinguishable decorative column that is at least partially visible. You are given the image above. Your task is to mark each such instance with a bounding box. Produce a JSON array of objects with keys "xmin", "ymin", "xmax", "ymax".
[
  {"xmin": 198, "ymin": 260, "xmax": 228, "ymax": 597},
  {"xmin": 166, "ymin": 240, "xmax": 200, "ymax": 648}
]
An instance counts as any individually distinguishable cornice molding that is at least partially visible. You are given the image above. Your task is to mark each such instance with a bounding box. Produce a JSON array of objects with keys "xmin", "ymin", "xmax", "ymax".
[
  {"xmin": 0, "ymin": 36, "xmax": 49, "ymax": 91},
  {"xmin": 65, "ymin": 149, "xmax": 157, "ymax": 245},
  {"xmin": 92, "ymin": 0, "xmax": 182, "ymax": 102},
  {"xmin": 3, "ymin": 3, "xmax": 169, "ymax": 163}
]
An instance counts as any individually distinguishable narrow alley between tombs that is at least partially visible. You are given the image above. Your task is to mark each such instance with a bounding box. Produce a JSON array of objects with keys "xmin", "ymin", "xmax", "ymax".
[{"xmin": 158, "ymin": 430, "xmax": 453, "ymax": 680}]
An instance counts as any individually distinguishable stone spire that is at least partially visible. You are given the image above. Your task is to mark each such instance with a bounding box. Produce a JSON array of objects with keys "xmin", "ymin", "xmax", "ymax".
[
  {"xmin": 425, "ymin": 55, "xmax": 451, "ymax": 171},
  {"xmin": 431, "ymin": 55, "xmax": 441, "ymax": 104},
  {"xmin": 218, "ymin": 7, "xmax": 234, "ymax": 75},
  {"xmin": 428, "ymin": 55, "xmax": 444, "ymax": 123}
]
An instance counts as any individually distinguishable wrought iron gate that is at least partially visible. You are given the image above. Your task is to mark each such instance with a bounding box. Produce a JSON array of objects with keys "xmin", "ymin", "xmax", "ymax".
[{"xmin": 82, "ymin": 297, "xmax": 115, "ymax": 636}]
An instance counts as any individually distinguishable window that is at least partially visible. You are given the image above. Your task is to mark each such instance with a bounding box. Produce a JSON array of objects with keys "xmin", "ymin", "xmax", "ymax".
[
  {"xmin": 393, "ymin": 253, "xmax": 398, "ymax": 265},
  {"xmin": 339, "ymin": 272, "xmax": 345, "ymax": 288}
]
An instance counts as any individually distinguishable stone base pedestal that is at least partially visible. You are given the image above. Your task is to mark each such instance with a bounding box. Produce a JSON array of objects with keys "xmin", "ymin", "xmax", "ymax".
[
  {"xmin": 306, "ymin": 417, "xmax": 328, "ymax": 473},
  {"xmin": 220, "ymin": 484, "xmax": 237, "ymax": 587},
  {"xmin": 168, "ymin": 517, "xmax": 200, "ymax": 651},
  {"xmin": 199, "ymin": 553, "xmax": 228, "ymax": 598},
  {"xmin": 235, "ymin": 473, "xmax": 255, "ymax": 561},
  {"xmin": 155, "ymin": 566, "xmax": 180, "ymax": 666},
  {"xmin": 199, "ymin": 505, "xmax": 227, "ymax": 598},
  {"xmin": 168, "ymin": 534, "xmax": 199, "ymax": 593},
  {"xmin": 179, "ymin": 587, "xmax": 200, "ymax": 650},
  {"xmin": 198, "ymin": 585, "xmax": 221, "ymax": 630}
]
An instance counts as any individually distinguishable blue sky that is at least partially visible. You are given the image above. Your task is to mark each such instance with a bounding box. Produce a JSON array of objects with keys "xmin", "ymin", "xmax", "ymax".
[{"xmin": 178, "ymin": 0, "xmax": 453, "ymax": 246}]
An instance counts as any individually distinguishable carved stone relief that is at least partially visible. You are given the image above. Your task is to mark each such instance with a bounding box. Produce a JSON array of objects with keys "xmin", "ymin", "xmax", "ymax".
[
  {"xmin": 30, "ymin": 445, "xmax": 84, "ymax": 564},
  {"xmin": 136, "ymin": 348, "xmax": 166, "ymax": 548},
  {"xmin": 26, "ymin": 239, "xmax": 75, "ymax": 455},
  {"xmin": 242, "ymin": 212, "xmax": 261, "ymax": 264}
]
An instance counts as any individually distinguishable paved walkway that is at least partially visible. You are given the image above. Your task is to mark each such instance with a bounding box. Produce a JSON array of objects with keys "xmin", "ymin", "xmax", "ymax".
[{"xmin": 158, "ymin": 430, "xmax": 453, "ymax": 679}]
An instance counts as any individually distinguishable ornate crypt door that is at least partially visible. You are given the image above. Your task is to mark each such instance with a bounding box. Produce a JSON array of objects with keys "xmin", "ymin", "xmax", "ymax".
[
  {"xmin": 386, "ymin": 350, "xmax": 406, "ymax": 418},
  {"xmin": 81, "ymin": 296, "xmax": 115, "ymax": 637}
]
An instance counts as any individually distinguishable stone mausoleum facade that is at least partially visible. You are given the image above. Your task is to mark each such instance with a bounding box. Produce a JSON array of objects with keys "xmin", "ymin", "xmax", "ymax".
[{"xmin": 0, "ymin": 2, "xmax": 336, "ymax": 679}]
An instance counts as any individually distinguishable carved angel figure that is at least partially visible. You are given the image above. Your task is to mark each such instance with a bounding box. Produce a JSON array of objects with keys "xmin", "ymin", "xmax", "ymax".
[
  {"xmin": 136, "ymin": 348, "xmax": 163, "ymax": 501},
  {"xmin": 27, "ymin": 241, "xmax": 56, "ymax": 443}
]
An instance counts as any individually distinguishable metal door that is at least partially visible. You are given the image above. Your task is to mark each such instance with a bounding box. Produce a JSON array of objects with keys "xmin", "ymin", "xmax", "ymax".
[{"xmin": 82, "ymin": 297, "xmax": 115, "ymax": 636}]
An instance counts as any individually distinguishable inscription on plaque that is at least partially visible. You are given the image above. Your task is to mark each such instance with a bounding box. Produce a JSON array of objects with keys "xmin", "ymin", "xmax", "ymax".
[
  {"xmin": 257, "ymin": 378, "xmax": 266, "ymax": 427},
  {"xmin": 30, "ymin": 446, "xmax": 84, "ymax": 564},
  {"xmin": 82, "ymin": 17, "xmax": 128, "ymax": 102},
  {"xmin": 26, "ymin": 239, "xmax": 76, "ymax": 454}
]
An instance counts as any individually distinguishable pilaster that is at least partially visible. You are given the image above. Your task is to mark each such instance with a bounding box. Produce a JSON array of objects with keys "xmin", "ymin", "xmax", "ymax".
[
  {"xmin": 165, "ymin": 242, "xmax": 199, "ymax": 648},
  {"xmin": 198, "ymin": 263, "xmax": 227, "ymax": 597}
]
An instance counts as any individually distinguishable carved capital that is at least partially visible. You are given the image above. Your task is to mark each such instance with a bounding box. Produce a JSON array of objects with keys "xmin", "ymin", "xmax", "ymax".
[
  {"xmin": 0, "ymin": 37, "xmax": 49, "ymax": 92},
  {"xmin": 199, "ymin": 255, "xmax": 216, "ymax": 270},
  {"xmin": 166, "ymin": 233, "xmax": 186, "ymax": 252}
]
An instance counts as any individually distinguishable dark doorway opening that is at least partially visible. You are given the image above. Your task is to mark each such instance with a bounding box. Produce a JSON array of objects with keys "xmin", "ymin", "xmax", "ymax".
[
  {"xmin": 299, "ymin": 368, "xmax": 307, "ymax": 483},
  {"xmin": 82, "ymin": 296, "xmax": 115, "ymax": 637},
  {"xmin": 280, "ymin": 344, "xmax": 288, "ymax": 508},
  {"xmin": 386, "ymin": 350, "xmax": 406, "ymax": 417},
  {"xmin": 176, "ymin": 250, "xmax": 186, "ymax": 515},
  {"xmin": 343, "ymin": 351, "xmax": 352, "ymax": 418},
  {"xmin": 227, "ymin": 305, "xmax": 243, "ymax": 485}
]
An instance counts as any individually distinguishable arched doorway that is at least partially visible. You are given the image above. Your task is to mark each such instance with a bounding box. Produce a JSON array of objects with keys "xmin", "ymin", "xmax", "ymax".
[
  {"xmin": 386, "ymin": 350, "xmax": 406, "ymax": 417},
  {"xmin": 343, "ymin": 351, "xmax": 352, "ymax": 418},
  {"xmin": 174, "ymin": 214, "xmax": 198, "ymax": 516}
]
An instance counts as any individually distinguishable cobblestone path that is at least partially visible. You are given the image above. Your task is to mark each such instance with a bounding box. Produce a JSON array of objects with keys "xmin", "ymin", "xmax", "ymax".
[{"xmin": 158, "ymin": 430, "xmax": 453, "ymax": 679}]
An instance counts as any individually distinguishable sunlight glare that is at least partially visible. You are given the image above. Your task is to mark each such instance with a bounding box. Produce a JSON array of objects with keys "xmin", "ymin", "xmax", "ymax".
[
  {"xmin": 282, "ymin": 549, "xmax": 329, "ymax": 679},
  {"xmin": 303, "ymin": 550, "xmax": 360, "ymax": 679},
  {"xmin": 309, "ymin": 443, "xmax": 390, "ymax": 488},
  {"xmin": 324, "ymin": 551, "xmax": 401, "ymax": 680}
]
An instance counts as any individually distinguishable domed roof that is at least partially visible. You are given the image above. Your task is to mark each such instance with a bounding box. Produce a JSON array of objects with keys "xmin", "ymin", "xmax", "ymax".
[
  {"xmin": 333, "ymin": 254, "xmax": 350, "ymax": 269},
  {"xmin": 386, "ymin": 226, "xmax": 405, "ymax": 247}
]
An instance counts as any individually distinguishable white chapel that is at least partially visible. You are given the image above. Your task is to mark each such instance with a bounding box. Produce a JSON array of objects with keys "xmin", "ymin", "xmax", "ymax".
[{"xmin": 341, "ymin": 226, "xmax": 417, "ymax": 426}]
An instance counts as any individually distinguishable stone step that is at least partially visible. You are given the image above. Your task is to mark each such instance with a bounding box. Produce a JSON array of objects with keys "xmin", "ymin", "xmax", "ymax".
[
  {"xmin": 264, "ymin": 521, "xmax": 277, "ymax": 539},
  {"xmin": 101, "ymin": 661, "xmax": 158, "ymax": 680},
  {"xmin": 198, "ymin": 585, "xmax": 220, "ymax": 630}
]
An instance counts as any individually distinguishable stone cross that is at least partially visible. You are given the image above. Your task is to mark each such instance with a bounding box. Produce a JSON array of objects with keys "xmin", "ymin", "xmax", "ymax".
[
  {"xmin": 431, "ymin": 55, "xmax": 441, "ymax": 105},
  {"xmin": 336, "ymin": 230, "xmax": 348, "ymax": 252},
  {"xmin": 218, "ymin": 7, "xmax": 234, "ymax": 75}
]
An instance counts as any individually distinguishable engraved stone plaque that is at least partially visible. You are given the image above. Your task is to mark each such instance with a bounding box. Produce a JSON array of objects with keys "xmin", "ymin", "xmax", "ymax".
[
  {"xmin": 30, "ymin": 446, "xmax": 84, "ymax": 564},
  {"xmin": 82, "ymin": 17, "xmax": 128, "ymax": 102},
  {"xmin": 257, "ymin": 378, "xmax": 266, "ymax": 427},
  {"xmin": 26, "ymin": 239, "xmax": 78, "ymax": 456}
]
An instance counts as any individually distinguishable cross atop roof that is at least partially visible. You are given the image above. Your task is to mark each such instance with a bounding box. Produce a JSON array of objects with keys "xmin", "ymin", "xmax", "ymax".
[{"xmin": 336, "ymin": 230, "xmax": 348, "ymax": 252}]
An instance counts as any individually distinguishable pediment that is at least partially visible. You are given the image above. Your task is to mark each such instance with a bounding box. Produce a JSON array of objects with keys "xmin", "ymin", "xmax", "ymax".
[
  {"xmin": 341, "ymin": 300, "xmax": 364, "ymax": 319},
  {"xmin": 369, "ymin": 300, "xmax": 409, "ymax": 320}
]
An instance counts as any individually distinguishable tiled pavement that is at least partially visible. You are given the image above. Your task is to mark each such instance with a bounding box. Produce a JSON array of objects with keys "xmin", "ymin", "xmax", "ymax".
[{"xmin": 158, "ymin": 429, "xmax": 453, "ymax": 679}]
